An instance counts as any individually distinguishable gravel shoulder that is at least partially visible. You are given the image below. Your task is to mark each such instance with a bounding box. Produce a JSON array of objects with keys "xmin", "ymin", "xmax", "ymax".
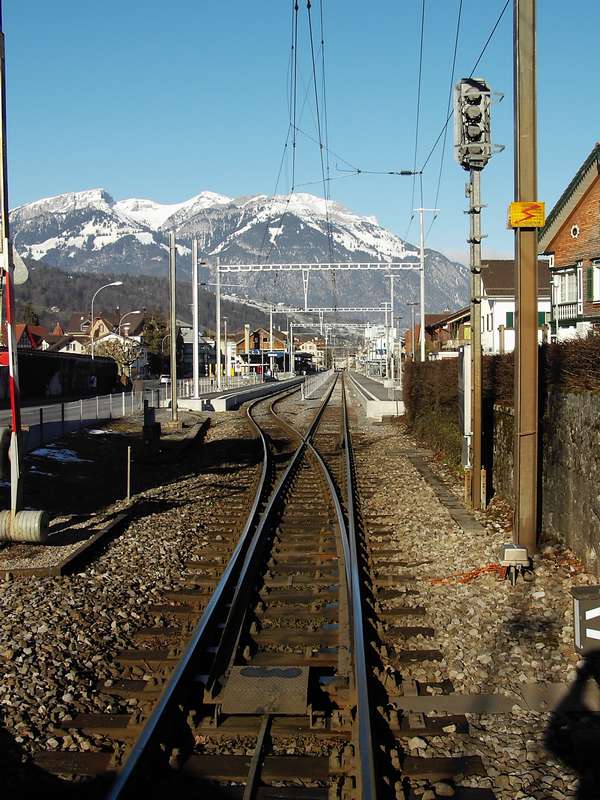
[
  {"xmin": 0, "ymin": 408, "xmax": 262, "ymax": 797},
  {"xmin": 347, "ymin": 389, "xmax": 595, "ymax": 800}
]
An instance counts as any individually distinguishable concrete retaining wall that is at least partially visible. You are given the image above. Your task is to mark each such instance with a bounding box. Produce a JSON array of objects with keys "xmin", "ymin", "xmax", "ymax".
[
  {"xmin": 490, "ymin": 392, "xmax": 600, "ymax": 576},
  {"xmin": 347, "ymin": 374, "xmax": 405, "ymax": 420}
]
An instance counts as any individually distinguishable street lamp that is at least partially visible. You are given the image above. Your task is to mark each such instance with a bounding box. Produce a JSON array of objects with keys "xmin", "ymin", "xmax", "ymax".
[
  {"xmin": 91, "ymin": 281, "xmax": 123, "ymax": 359},
  {"xmin": 161, "ymin": 333, "xmax": 170, "ymax": 354},
  {"xmin": 118, "ymin": 310, "xmax": 142, "ymax": 337}
]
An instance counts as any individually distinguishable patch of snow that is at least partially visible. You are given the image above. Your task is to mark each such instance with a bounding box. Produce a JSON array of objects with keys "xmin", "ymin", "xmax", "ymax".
[
  {"xmin": 31, "ymin": 446, "xmax": 93, "ymax": 463},
  {"xmin": 116, "ymin": 191, "xmax": 231, "ymax": 231}
]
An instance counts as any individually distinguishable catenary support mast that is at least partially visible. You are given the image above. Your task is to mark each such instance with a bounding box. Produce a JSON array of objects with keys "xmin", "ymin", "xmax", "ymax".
[{"xmin": 512, "ymin": 0, "xmax": 538, "ymax": 553}]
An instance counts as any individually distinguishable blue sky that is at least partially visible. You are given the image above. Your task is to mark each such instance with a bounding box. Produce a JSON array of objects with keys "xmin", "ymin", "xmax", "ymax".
[{"xmin": 4, "ymin": 1, "xmax": 598, "ymax": 263}]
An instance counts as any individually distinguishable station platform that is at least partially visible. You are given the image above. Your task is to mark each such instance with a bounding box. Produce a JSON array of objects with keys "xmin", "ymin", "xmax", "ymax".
[{"xmin": 347, "ymin": 371, "xmax": 404, "ymax": 420}]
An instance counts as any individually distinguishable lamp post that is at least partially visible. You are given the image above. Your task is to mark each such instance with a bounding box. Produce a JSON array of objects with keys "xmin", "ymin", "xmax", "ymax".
[
  {"xmin": 118, "ymin": 310, "xmax": 142, "ymax": 337},
  {"xmin": 161, "ymin": 333, "xmax": 170, "ymax": 354},
  {"xmin": 91, "ymin": 281, "xmax": 123, "ymax": 359}
]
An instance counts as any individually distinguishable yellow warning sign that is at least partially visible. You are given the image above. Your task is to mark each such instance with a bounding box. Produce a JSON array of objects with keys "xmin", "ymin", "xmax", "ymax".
[{"xmin": 508, "ymin": 201, "xmax": 545, "ymax": 228}]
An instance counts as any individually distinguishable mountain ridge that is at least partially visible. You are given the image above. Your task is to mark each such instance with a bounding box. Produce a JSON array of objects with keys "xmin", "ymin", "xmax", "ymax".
[{"xmin": 10, "ymin": 188, "xmax": 469, "ymax": 314}]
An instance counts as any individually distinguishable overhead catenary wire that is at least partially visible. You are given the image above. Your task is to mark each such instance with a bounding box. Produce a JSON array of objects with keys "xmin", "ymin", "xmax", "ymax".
[
  {"xmin": 408, "ymin": 0, "xmax": 427, "ymax": 237},
  {"xmin": 426, "ymin": 0, "xmax": 463, "ymax": 241},
  {"xmin": 307, "ymin": 0, "xmax": 334, "ymax": 263},
  {"xmin": 264, "ymin": 0, "xmax": 300, "ymax": 265},
  {"xmin": 419, "ymin": 0, "xmax": 510, "ymax": 175}
]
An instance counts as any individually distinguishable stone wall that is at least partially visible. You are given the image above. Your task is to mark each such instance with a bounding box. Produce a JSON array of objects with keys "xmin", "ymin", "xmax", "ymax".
[{"xmin": 490, "ymin": 391, "xmax": 600, "ymax": 576}]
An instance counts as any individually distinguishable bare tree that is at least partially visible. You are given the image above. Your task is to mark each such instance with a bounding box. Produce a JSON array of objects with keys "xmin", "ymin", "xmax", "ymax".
[{"xmin": 90, "ymin": 337, "xmax": 141, "ymax": 376}]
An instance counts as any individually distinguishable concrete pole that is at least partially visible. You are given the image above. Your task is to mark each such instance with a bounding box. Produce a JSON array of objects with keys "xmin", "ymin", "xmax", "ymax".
[
  {"xmin": 419, "ymin": 208, "xmax": 426, "ymax": 361},
  {"xmin": 513, "ymin": 0, "xmax": 538, "ymax": 553},
  {"xmin": 290, "ymin": 322, "xmax": 294, "ymax": 374},
  {"xmin": 469, "ymin": 169, "xmax": 483, "ymax": 510},
  {"xmin": 389, "ymin": 276, "xmax": 395, "ymax": 380},
  {"xmin": 192, "ymin": 237, "xmax": 199, "ymax": 399},
  {"xmin": 216, "ymin": 256, "xmax": 221, "ymax": 390},
  {"xmin": 168, "ymin": 232, "xmax": 178, "ymax": 422},
  {"xmin": 224, "ymin": 317, "xmax": 228, "ymax": 380},
  {"xmin": 269, "ymin": 305, "xmax": 274, "ymax": 374}
]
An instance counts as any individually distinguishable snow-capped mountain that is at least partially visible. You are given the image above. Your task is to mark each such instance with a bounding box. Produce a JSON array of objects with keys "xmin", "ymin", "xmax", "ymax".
[{"xmin": 10, "ymin": 188, "xmax": 468, "ymax": 313}]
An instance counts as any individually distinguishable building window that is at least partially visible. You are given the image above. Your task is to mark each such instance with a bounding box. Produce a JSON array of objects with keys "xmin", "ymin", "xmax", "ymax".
[
  {"xmin": 506, "ymin": 311, "xmax": 514, "ymax": 329},
  {"xmin": 570, "ymin": 224, "xmax": 580, "ymax": 239},
  {"xmin": 538, "ymin": 311, "xmax": 550, "ymax": 327},
  {"xmin": 556, "ymin": 270, "xmax": 578, "ymax": 303},
  {"xmin": 593, "ymin": 260, "xmax": 600, "ymax": 302}
]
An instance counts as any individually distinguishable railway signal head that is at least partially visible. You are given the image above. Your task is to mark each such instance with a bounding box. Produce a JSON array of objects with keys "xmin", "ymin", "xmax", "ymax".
[{"xmin": 454, "ymin": 77, "xmax": 492, "ymax": 171}]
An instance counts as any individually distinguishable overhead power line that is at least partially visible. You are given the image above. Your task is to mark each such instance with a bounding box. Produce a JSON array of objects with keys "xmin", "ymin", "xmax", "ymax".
[
  {"xmin": 419, "ymin": 0, "xmax": 510, "ymax": 175},
  {"xmin": 426, "ymin": 0, "xmax": 463, "ymax": 240},
  {"xmin": 408, "ymin": 0, "xmax": 427, "ymax": 236}
]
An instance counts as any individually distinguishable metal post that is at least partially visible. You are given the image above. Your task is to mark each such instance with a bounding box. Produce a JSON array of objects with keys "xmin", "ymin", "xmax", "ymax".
[
  {"xmin": 80, "ymin": 398, "xmax": 83, "ymax": 426},
  {"xmin": 109, "ymin": 393, "xmax": 112, "ymax": 419},
  {"xmin": 290, "ymin": 322, "xmax": 294, "ymax": 375},
  {"xmin": 61, "ymin": 402, "xmax": 65, "ymax": 435},
  {"xmin": 269, "ymin": 305, "xmax": 274, "ymax": 375},
  {"xmin": 126, "ymin": 445, "xmax": 131, "ymax": 504},
  {"xmin": 389, "ymin": 276, "xmax": 395, "ymax": 380},
  {"xmin": 418, "ymin": 208, "xmax": 426, "ymax": 361},
  {"xmin": 121, "ymin": 392, "xmax": 125, "ymax": 417},
  {"xmin": 224, "ymin": 317, "xmax": 228, "ymax": 381},
  {"xmin": 215, "ymin": 256, "xmax": 221, "ymax": 391},
  {"xmin": 39, "ymin": 407, "xmax": 43, "ymax": 447},
  {"xmin": 513, "ymin": 0, "xmax": 538, "ymax": 553},
  {"xmin": 469, "ymin": 169, "xmax": 483, "ymax": 510},
  {"xmin": 0, "ymin": 11, "xmax": 22, "ymax": 518},
  {"xmin": 169, "ymin": 231, "xmax": 178, "ymax": 421},
  {"xmin": 96, "ymin": 394, "xmax": 99, "ymax": 420},
  {"xmin": 192, "ymin": 237, "xmax": 199, "ymax": 399}
]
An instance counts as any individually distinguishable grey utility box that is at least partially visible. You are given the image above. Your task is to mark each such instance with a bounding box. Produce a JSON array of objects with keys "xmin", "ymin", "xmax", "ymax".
[{"xmin": 572, "ymin": 586, "xmax": 600, "ymax": 654}]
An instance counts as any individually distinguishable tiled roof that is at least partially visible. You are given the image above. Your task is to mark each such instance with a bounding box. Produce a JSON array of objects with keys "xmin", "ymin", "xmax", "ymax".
[
  {"xmin": 481, "ymin": 259, "xmax": 551, "ymax": 298},
  {"xmin": 539, "ymin": 142, "xmax": 600, "ymax": 250}
]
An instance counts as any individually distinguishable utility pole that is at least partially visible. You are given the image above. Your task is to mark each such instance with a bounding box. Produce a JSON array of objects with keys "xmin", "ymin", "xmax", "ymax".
[
  {"xmin": 385, "ymin": 275, "xmax": 397, "ymax": 380},
  {"xmin": 512, "ymin": 0, "xmax": 539, "ymax": 553},
  {"xmin": 223, "ymin": 317, "xmax": 228, "ymax": 379},
  {"xmin": 168, "ymin": 232, "xmax": 178, "ymax": 422},
  {"xmin": 414, "ymin": 208, "xmax": 438, "ymax": 361},
  {"xmin": 215, "ymin": 256, "xmax": 221, "ymax": 390},
  {"xmin": 269, "ymin": 305, "xmax": 274, "ymax": 375},
  {"xmin": 192, "ymin": 237, "xmax": 199, "ymax": 399},
  {"xmin": 407, "ymin": 301, "xmax": 418, "ymax": 361},
  {"xmin": 468, "ymin": 170, "xmax": 483, "ymax": 509}
]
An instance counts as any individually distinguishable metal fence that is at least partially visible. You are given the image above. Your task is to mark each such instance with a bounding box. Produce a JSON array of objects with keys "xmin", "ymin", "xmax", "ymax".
[
  {"xmin": 10, "ymin": 372, "xmax": 274, "ymax": 452},
  {"xmin": 4, "ymin": 391, "xmax": 145, "ymax": 452},
  {"xmin": 143, "ymin": 374, "xmax": 261, "ymax": 408},
  {"xmin": 301, "ymin": 369, "xmax": 334, "ymax": 399}
]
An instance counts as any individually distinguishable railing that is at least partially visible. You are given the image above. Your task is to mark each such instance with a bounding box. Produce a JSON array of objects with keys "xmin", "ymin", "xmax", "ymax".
[
  {"xmin": 555, "ymin": 302, "xmax": 578, "ymax": 322},
  {"xmin": 144, "ymin": 374, "xmax": 261, "ymax": 407},
  {"xmin": 301, "ymin": 369, "xmax": 334, "ymax": 399},
  {"xmin": 4, "ymin": 391, "xmax": 145, "ymax": 452}
]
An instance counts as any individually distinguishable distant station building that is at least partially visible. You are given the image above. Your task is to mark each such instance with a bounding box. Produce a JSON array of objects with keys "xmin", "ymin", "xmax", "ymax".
[{"xmin": 235, "ymin": 326, "xmax": 289, "ymax": 374}]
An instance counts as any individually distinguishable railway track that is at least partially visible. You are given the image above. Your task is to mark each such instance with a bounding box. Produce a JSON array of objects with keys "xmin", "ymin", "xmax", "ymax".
[{"xmin": 30, "ymin": 374, "xmax": 496, "ymax": 799}]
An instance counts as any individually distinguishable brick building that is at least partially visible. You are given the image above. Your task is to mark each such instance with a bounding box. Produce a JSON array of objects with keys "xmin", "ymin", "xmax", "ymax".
[{"xmin": 539, "ymin": 141, "xmax": 600, "ymax": 341}]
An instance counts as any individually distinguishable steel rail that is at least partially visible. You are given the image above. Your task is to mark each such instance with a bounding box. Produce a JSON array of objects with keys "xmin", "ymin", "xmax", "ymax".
[
  {"xmin": 340, "ymin": 374, "xmax": 378, "ymax": 798},
  {"xmin": 107, "ymin": 381, "xmax": 301, "ymax": 799},
  {"xmin": 206, "ymin": 372, "xmax": 340, "ymax": 693},
  {"xmin": 269, "ymin": 373, "xmax": 378, "ymax": 796}
]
